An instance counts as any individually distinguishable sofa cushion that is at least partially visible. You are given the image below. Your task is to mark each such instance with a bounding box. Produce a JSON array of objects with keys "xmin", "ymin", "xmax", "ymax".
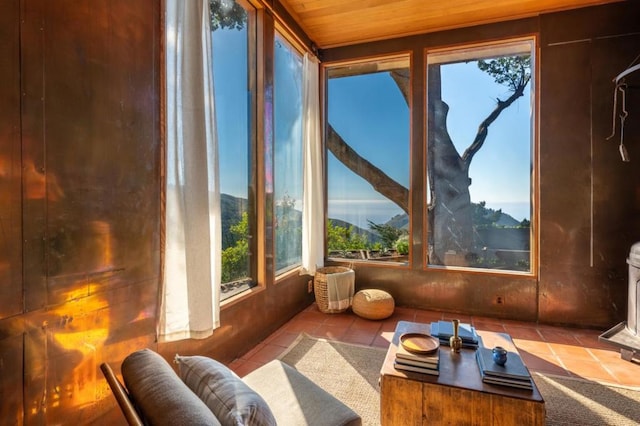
[
  {"xmin": 176, "ymin": 355, "xmax": 276, "ymax": 426},
  {"xmin": 243, "ymin": 360, "xmax": 361, "ymax": 426},
  {"xmin": 121, "ymin": 349, "xmax": 221, "ymax": 426}
]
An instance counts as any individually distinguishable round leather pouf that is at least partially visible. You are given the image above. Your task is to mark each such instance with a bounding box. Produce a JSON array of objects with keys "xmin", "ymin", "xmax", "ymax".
[{"xmin": 352, "ymin": 289, "xmax": 395, "ymax": 320}]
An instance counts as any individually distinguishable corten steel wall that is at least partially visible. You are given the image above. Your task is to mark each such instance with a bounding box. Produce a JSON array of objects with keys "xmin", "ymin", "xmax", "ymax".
[
  {"xmin": 322, "ymin": 1, "xmax": 640, "ymax": 328},
  {"xmin": 538, "ymin": 5, "xmax": 640, "ymax": 326},
  {"xmin": 1, "ymin": 0, "xmax": 162, "ymax": 423},
  {"xmin": 0, "ymin": 0, "xmax": 23, "ymax": 424}
]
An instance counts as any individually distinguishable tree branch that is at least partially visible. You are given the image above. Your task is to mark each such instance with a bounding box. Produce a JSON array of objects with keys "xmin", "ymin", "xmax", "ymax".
[
  {"xmin": 461, "ymin": 81, "xmax": 527, "ymax": 168},
  {"xmin": 389, "ymin": 69, "xmax": 410, "ymax": 106},
  {"xmin": 327, "ymin": 125, "xmax": 409, "ymax": 213}
]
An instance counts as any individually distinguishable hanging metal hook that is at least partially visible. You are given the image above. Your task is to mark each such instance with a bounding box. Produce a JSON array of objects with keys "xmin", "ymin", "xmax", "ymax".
[
  {"xmin": 618, "ymin": 84, "xmax": 630, "ymax": 162},
  {"xmin": 620, "ymin": 83, "xmax": 629, "ymax": 119},
  {"xmin": 619, "ymin": 113, "xmax": 630, "ymax": 162}
]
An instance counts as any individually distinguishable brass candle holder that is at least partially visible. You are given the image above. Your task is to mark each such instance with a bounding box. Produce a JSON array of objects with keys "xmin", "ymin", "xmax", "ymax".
[{"xmin": 449, "ymin": 319, "xmax": 462, "ymax": 353}]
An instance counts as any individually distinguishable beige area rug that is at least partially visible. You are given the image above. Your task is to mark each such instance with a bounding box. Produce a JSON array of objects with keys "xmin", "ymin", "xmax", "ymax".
[
  {"xmin": 279, "ymin": 334, "xmax": 387, "ymax": 426},
  {"xmin": 533, "ymin": 373, "xmax": 640, "ymax": 425},
  {"xmin": 279, "ymin": 334, "xmax": 640, "ymax": 426}
]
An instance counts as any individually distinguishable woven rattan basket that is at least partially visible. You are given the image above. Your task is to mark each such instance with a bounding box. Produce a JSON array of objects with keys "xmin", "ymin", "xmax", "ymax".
[{"xmin": 314, "ymin": 266, "xmax": 353, "ymax": 314}]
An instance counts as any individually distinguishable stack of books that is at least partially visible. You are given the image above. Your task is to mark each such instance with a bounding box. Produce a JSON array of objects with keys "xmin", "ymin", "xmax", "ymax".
[
  {"xmin": 475, "ymin": 346, "xmax": 533, "ymax": 390},
  {"xmin": 393, "ymin": 341, "xmax": 440, "ymax": 376},
  {"xmin": 431, "ymin": 320, "xmax": 479, "ymax": 349}
]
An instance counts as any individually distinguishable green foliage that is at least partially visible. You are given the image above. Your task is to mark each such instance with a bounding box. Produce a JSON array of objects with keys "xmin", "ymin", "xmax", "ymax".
[
  {"xmin": 477, "ymin": 55, "xmax": 531, "ymax": 92},
  {"xmin": 367, "ymin": 220, "xmax": 404, "ymax": 249},
  {"xmin": 221, "ymin": 194, "xmax": 247, "ymax": 250},
  {"xmin": 520, "ymin": 218, "xmax": 530, "ymax": 227},
  {"xmin": 327, "ymin": 220, "xmax": 368, "ymax": 252},
  {"xmin": 221, "ymin": 212, "xmax": 249, "ymax": 283},
  {"xmin": 209, "ymin": 0, "xmax": 246, "ymax": 31},
  {"xmin": 230, "ymin": 210, "xmax": 248, "ymax": 238},
  {"xmin": 472, "ymin": 201, "xmax": 503, "ymax": 228},
  {"xmin": 395, "ymin": 235, "xmax": 409, "ymax": 255}
]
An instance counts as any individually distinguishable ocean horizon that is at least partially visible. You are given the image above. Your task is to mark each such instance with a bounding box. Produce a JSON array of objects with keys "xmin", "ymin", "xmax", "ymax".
[{"xmin": 328, "ymin": 199, "xmax": 530, "ymax": 230}]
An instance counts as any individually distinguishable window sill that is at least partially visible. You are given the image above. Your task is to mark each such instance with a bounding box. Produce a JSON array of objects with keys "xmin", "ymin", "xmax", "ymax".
[
  {"xmin": 275, "ymin": 265, "xmax": 304, "ymax": 282},
  {"xmin": 327, "ymin": 256, "xmax": 409, "ymax": 267},
  {"xmin": 221, "ymin": 283, "xmax": 265, "ymax": 309},
  {"xmin": 221, "ymin": 279, "xmax": 255, "ymax": 300}
]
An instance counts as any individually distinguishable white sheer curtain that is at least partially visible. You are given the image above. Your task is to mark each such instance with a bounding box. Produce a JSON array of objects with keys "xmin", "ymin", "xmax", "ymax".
[
  {"xmin": 159, "ymin": 0, "xmax": 221, "ymax": 342},
  {"xmin": 300, "ymin": 52, "xmax": 324, "ymax": 276}
]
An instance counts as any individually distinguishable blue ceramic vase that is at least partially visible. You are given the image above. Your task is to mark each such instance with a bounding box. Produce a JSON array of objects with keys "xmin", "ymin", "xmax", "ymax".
[{"xmin": 492, "ymin": 346, "xmax": 508, "ymax": 366}]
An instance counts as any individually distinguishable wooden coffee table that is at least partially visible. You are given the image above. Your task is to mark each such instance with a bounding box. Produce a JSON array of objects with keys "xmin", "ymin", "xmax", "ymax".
[{"xmin": 380, "ymin": 321, "xmax": 545, "ymax": 425}]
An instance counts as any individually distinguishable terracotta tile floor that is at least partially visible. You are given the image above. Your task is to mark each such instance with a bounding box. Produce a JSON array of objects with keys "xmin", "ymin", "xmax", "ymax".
[{"xmin": 229, "ymin": 304, "xmax": 640, "ymax": 388}]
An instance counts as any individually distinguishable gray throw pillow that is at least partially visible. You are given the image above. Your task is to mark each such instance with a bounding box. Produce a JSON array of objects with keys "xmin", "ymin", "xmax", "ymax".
[
  {"xmin": 175, "ymin": 355, "xmax": 276, "ymax": 426},
  {"xmin": 121, "ymin": 349, "xmax": 221, "ymax": 426}
]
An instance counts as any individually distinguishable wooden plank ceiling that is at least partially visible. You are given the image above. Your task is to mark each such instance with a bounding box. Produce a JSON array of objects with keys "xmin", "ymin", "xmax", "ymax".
[{"xmin": 278, "ymin": 0, "xmax": 623, "ymax": 48}]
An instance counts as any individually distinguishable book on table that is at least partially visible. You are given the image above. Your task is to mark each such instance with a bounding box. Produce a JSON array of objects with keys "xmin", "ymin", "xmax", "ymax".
[
  {"xmin": 475, "ymin": 346, "xmax": 533, "ymax": 390},
  {"xmin": 393, "ymin": 360, "xmax": 439, "ymax": 376},
  {"xmin": 430, "ymin": 321, "xmax": 479, "ymax": 348},
  {"xmin": 394, "ymin": 338, "xmax": 440, "ymax": 375},
  {"xmin": 396, "ymin": 340, "xmax": 439, "ymax": 364},
  {"xmin": 478, "ymin": 372, "xmax": 533, "ymax": 390}
]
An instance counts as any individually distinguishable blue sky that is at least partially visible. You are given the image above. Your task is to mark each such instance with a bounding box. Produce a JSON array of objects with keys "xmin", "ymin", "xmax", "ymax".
[
  {"xmin": 213, "ymin": 25, "xmax": 532, "ymax": 222},
  {"xmin": 441, "ymin": 61, "xmax": 531, "ymax": 218},
  {"xmin": 212, "ymin": 26, "xmax": 249, "ymax": 200},
  {"xmin": 328, "ymin": 71, "xmax": 411, "ymax": 201},
  {"xmin": 274, "ymin": 35, "xmax": 303, "ymax": 208}
]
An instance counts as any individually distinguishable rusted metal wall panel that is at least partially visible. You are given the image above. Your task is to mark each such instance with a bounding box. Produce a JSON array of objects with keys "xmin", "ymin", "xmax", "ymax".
[
  {"xmin": 538, "ymin": 39, "xmax": 597, "ymax": 324},
  {"xmin": 353, "ymin": 266, "xmax": 539, "ymax": 322},
  {"xmin": 15, "ymin": 0, "xmax": 161, "ymax": 423},
  {"xmin": 591, "ymin": 33, "xmax": 640, "ymax": 314},
  {"xmin": 538, "ymin": 3, "xmax": 640, "ymax": 326},
  {"xmin": 0, "ymin": 0, "xmax": 22, "ymax": 320},
  {"xmin": 21, "ymin": 0, "xmax": 49, "ymax": 314},
  {"xmin": 0, "ymin": 334, "xmax": 24, "ymax": 424}
]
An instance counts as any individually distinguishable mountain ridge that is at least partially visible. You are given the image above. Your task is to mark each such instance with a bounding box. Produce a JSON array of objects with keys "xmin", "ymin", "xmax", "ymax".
[{"xmin": 221, "ymin": 193, "xmax": 526, "ymax": 249}]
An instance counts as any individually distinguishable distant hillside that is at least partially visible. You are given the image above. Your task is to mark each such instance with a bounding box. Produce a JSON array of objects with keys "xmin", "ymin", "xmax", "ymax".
[
  {"xmin": 494, "ymin": 213, "xmax": 520, "ymax": 227},
  {"xmin": 384, "ymin": 213, "xmax": 409, "ymax": 230},
  {"xmin": 221, "ymin": 195, "xmax": 522, "ymax": 250},
  {"xmin": 221, "ymin": 193, "xmax": 248, "ymax": 248},
  {"xmin": 375, "ymin": 202, "xmax": 523, "ymax": 230},
  {"xmin": 327, "ymin": 218, "xmax": 381, "ymax": 245},
  {"xmin": 473, "ymin": 201, "xmax": 522, "ymax": 227}
]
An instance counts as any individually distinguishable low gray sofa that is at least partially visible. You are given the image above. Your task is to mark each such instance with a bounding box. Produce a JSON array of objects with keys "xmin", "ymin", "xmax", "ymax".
[{"xmin": 101, "ymin": 348, "xmax": 361, "ymax": 426}]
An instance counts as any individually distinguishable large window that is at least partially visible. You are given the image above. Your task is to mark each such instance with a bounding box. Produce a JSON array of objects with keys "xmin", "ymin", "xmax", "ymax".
[
  {"xmin": 210, "ymin": 0, "xmax": 256, "ymax": 298},
  {"xmin": 326, "ymin": 56, "xmax": 411, "ymax": 263},
  {"xmin": 426, "ymin": 39, "xmax": 534, "ymax": 273},
  {"xmin": 274, "ymin": 33, "xmax": 303, "ymax": 274}
]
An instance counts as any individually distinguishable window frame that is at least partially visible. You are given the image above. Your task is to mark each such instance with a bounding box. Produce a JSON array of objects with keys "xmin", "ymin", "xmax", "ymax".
[
  {"xmin": 273, "ymin": 29, "xmax": 305, "ymax": 278},
  {"xmin": 211, "ymin": 0, "xmax": 260, "ymax": 303},
  {"xmin": 423, "ymin": 36, "xmax": 538, "ymax": 277},
  {"xmin": 323, "ymin": 53, "xmax": 413, "ymax": 268}
]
